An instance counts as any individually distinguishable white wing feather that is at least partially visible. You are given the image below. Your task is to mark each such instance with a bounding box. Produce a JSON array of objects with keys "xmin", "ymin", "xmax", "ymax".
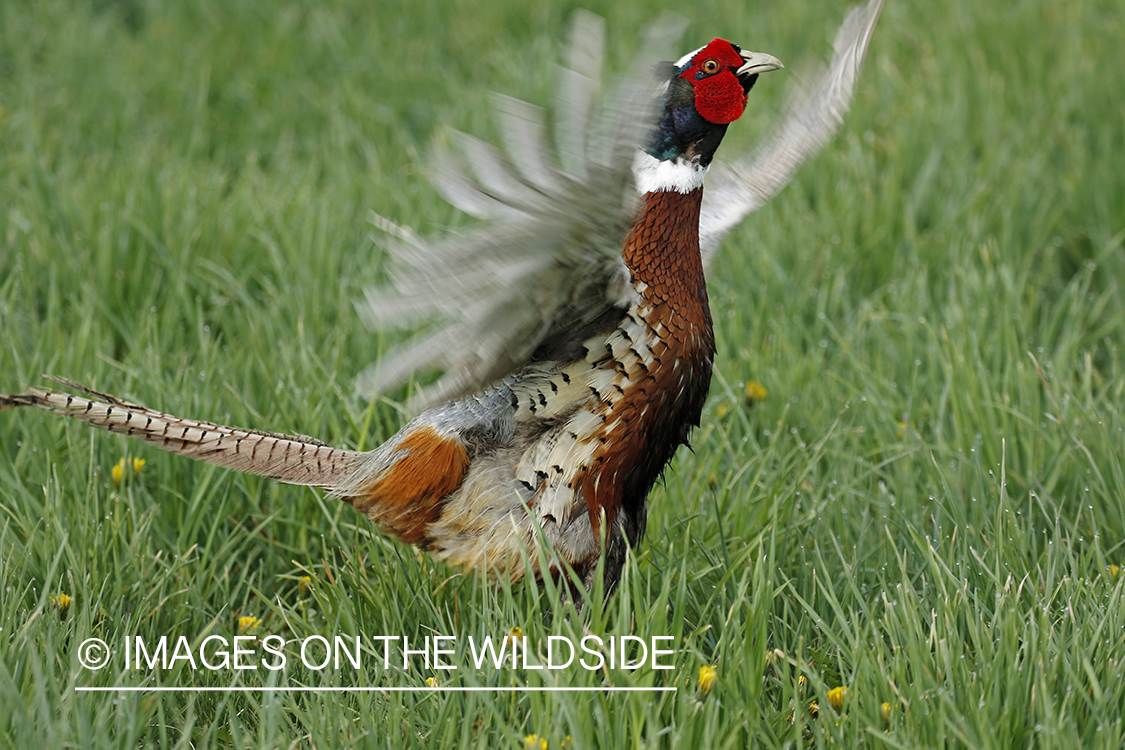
[{"xmin": 699, "ymin": 0, "xmax": 884, "ymax": 261}]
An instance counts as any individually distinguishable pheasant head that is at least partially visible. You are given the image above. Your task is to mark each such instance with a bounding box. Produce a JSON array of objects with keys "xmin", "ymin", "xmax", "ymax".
[{"xmin": 637, "ymin": 39, "xmax": 783, "ymax": 194}]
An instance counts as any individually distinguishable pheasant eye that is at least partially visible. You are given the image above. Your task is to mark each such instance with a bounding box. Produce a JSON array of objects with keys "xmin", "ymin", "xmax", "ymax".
[{"xmin": 701, "ymin": 59, "xmax": 719, "ymax": 74}]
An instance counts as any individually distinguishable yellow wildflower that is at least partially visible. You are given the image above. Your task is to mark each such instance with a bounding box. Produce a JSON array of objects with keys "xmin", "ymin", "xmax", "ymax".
[
  {"xmin": 698, "ymin": 664, "xmax": 717, "ymax": 694},
  {"xmin": 808, "ymin": 701, "xmax": 820, "ymax": 718},
  {"xmin": 560, "ymin": 737, "xmax": 573, "ymax": 749},
  {"xmin": 1109, "ymin": 565, "xmax": 1121, "ymax": 582},
  {"xmin": 51, "ymin": 593, "xmax": 72, "ymax": 613},
  {"xmin": 828, "ymin": 686, "xmax": 848, "ymax": 711},
  {"xmin": 716, "ymin": 403, "xmax": 730, "ymax": 416},
  {"xmin": 507, "ymin": 626, "xmax": 523, "ymax": 647},
  {"xmin": 426, "ymin": 677, "xmax": 437, "ymax": 688},
  {"xmin": 132, "ymin": 457, "xmax": 146, "ymax": 474},
  {"xmin": 881, "ymin": 701, "xmax": 893, "ymax": 723},
  {"xmin": 237, "ymin": 615, "xmax": 262, "ymax": 633},
  {"xmin": 797, "ymin": 675, "xmax": 808, "ymax": 690},
  {"xmin": 524, "ymin": 735, "xmax": 547, "ymax": 750},
  {"xmin": 111, "ymin": 457, "xmax": 126, "ymax": 488},
  {"xmin": 298, "ymin": 575, "xmax": 313, "ymax": 591},
  {"xmin": 745, "ymin": 381, "xmax": 768, "ymax": 405}
]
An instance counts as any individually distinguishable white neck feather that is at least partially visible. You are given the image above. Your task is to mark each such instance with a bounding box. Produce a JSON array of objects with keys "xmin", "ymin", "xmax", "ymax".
[{"xmin": 631, "ymin": 151, "xmax": 708, "ymax": 195}]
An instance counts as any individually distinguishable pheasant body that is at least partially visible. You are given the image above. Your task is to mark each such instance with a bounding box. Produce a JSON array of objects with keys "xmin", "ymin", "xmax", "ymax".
[
  {"xmin": 1, "ymin": 1, "xmax": 884, "ymax": 593},
  {"xmin": 344, "ymin": 185, "xmax": 717, "ymax": 588}
]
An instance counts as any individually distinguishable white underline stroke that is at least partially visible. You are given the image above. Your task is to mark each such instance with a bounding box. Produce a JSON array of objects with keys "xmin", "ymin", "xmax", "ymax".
[{"xmin": 77, "ymin": 686, "xmax": 677, "ymax": 693}]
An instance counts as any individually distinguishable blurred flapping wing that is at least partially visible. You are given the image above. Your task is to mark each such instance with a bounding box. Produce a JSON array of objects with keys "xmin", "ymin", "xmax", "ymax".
[{"xmin": 356, "ymin": 13, "xmax": 686, "ymax": 411}]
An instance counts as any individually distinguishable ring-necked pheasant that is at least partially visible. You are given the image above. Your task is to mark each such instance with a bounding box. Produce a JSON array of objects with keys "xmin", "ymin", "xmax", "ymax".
[{"xmin": 1, "ymin": 2, "xmax": 883, "ymax": 592}]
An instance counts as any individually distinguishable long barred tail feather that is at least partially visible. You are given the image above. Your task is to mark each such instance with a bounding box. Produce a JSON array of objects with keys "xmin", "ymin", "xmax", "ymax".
[{"xmin": 1, "ymin": 376, "xmax": 363, "ymax": 489}]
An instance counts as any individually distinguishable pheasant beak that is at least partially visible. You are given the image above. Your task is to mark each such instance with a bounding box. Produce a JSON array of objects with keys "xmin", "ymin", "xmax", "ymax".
[{"xmin": 736, "ymin": 50, "xmax": 784, "ymax": 79}]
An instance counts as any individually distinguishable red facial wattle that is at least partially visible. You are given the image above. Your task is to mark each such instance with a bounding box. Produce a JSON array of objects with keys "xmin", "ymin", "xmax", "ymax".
[
  {"xmin": 678, "ymin": 38, "xmax": 750, "ymax": 125},
  {"xmin": 691, "ymin": 69, "xmax": 747, "ymax": 124}
]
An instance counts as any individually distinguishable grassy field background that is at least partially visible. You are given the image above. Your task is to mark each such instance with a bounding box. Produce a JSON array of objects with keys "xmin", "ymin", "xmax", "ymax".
[{"xmin": 2, "ymin": 0, "xmax": 1124, "ymax": 746}]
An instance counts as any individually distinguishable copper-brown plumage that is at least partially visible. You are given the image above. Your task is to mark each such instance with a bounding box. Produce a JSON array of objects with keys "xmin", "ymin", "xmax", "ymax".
[{"xmin": 578, "ymin": 188, "xmax": 714, "ymax": 546}]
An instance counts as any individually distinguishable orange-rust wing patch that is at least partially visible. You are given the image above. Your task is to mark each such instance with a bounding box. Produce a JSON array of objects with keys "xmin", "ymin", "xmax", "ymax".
[{"xmin": 349, "ymin": 426, "xmax": 469, "ymax": 546}]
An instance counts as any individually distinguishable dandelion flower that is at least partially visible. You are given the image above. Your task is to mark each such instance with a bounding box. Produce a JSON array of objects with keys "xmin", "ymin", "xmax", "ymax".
[
  {"xmin": 111, "ymin": 457, "xmax": 126, "ymax": 488},
  {"xmin": 426, "ymin": 677, "xmax": 437, "ymax": 688},
  {"xmin": 797, "ymin": 675, "xmax": 808, "ymax": 690},
  {"xmin": 524, "ymin": 734, "xmax": 547, "ymax": 750},
  {"xmin": 298, "ymin": 575, "xmax": 313, "ymax": 592},
  {"xmin": 698, "ymin": 665, "xmax": 717, "ymax": 694},
  {"xmin": 51, "ymin": 593, "xmax": 72, "ymax": 613},
  {"xmin": 828, "ymin": 686, "xmax": 848, "ymax": 711},
  {"xmin": 132, "ymin": 457, "xmax": 146, "ymax": 474},
  {"xmin": 808, "ymin": 701, "xmax": 820, "ymax": 718},
  {"xmin": 881, "ymin": 701, "xmax": 893, "ymax": 723},
  {"xmin": 237, "ymin": 615, "xmax": 262, "ymax": 633},
  {"xmin": 745, "ymin": 381, "xmax": 767, "ymax": 405}
]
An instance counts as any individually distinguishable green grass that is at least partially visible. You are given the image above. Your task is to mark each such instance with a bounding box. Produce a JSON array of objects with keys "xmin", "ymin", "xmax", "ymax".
[{"xmin": 2, "ymin": 0, "xmax": 1124, "ymax": 746}]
